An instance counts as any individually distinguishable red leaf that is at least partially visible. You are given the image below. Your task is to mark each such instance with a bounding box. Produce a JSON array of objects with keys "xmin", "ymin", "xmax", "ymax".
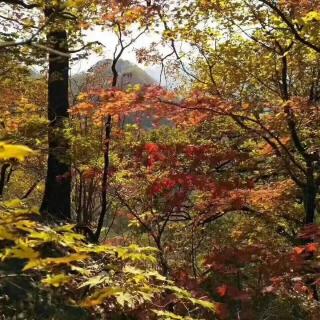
[
  {"xmin": 217, "ymin": 284, "xmax": 228, "ymax": 297},
  {"xmin": 215, "ymin": 303, "xmax": 230, "ymax": 320},
  {"xmin": 306, "ymin": 242, "xmax": 318, "ymax": 253},
  {"xmin": 145, "ymin": 143, "xmax": 160, "ymax": 154}
]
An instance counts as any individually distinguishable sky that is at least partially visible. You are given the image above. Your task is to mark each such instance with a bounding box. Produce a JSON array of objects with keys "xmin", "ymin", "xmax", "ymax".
[{"xmin": 70, "ymin": 27, "xmax": 163, "ymax": 83}]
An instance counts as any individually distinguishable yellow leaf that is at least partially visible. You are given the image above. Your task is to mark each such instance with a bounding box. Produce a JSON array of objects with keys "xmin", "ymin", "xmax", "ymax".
[
  {"xmin": 42, "ymin": 274, "xmax": 71, "ymax": 287},
  {"xmin": 3, "ymin": 242, "xmax": 39, "ymax": 260},
  {"xmin": 0, "ymin": 143, "xmax": 33, "ymax": 161},
  {"xmin": 116, "ymin": 292, "xmax": 135, "ymax": 307},
  {"xmin": 77, "ymin": 92, "xmax": 88, "ymax": 101},
  {"xmin": 80, "ymin": 287, "xmax": 123, "ymax": 307},
  {"xmin": 152, "ymin": 310, "xmax": 193, "ymax": 320},
  {"xmin": 0, "ymin": 227, "xmax": 15, "ymax": 240},
  {"xmin": 53, "ymin": 224, "xmax": 77, "ymax": 232},
  {"xmin": 23, "ymin": 254, "xmax": 89, "ymax": 271},
  {"xmin": 189, "ymin": 297, "xmax": 216, "ymax": 311},
  {"xmin": 2, "ymin": 199, "xmax": 23, "ymax": 209},
  {"xmin": 78, "ymin": 275, "xmax": 110, "ymax": 288}
]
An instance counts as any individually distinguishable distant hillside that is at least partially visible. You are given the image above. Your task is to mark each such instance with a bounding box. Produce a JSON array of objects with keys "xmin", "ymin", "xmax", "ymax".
[{"xmin": 70, "ymin": 59, "xmax": 155, "ymax": 102}]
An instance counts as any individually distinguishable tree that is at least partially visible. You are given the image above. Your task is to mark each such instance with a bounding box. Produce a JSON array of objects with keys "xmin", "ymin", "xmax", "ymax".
[
  {"xmin": 40, "ymin": 5, "xmax": 72, "ymax": 219},
  {"xmin": 0, "ymin": 0, "xmax": 99, "ymax": 219}
]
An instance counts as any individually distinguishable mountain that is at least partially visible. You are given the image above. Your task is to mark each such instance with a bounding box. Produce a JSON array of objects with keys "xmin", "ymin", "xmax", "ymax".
[
  {"xmin": 69, "ymin": 59, "xmax": 165, "ymax": 129},
  {"xmin": 70, "ymin": 59, "xmax": 155, "ymax": 101}
]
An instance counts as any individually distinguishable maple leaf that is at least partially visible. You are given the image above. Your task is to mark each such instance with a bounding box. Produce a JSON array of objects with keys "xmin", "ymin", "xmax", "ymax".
[
  {"xmin": 42, "ymin": 274, "xmax": 71, "ymax": 287},
  {"xmin": 145, "ymin": 143, "xmax": 160, "ymax": 154},
  {"xmin": 305, "ymin": 243, "xmax": 318, "ymax": 253},
  {"xmin": 216, "ymin": 284, "xmax": 228, "ymax": 297},
  {"xmin": 0, "ymin": 143, "xmax": 33, "ymax": 161}
]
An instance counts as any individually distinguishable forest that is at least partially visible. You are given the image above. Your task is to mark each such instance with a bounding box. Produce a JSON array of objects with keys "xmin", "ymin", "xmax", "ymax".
[{"xmin": 1, "ymin": 0, "xmax": 320, "ymax": 319}]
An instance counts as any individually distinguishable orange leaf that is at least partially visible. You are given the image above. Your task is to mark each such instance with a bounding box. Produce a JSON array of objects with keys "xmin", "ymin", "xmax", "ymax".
[{"xmin": 294, "ymin": 247, "xmax": 305, "ymax": 255}]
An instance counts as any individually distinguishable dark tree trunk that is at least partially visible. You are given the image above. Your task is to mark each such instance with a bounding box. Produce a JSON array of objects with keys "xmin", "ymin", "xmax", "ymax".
[
  {"xmin": 303, "ymin": 168, "xmax": 317, "ymax": 225},
  {"xmin": 40, "ymin": 26, "xmax": 71, "ymax": 220},
  {"xmin": 302, "ymin": 182, "xmax": 319, "ymax": 300},
  {"xmin": 303, "ymin": 185, "xmax": 316, "ymax": 225},
  {"xmin": 111, "ymin": 61, "xmax": 118, "ymax": 87},
  {"xmin": 0, "ymin": 163, "xmax": 10, "ymax": 197}
]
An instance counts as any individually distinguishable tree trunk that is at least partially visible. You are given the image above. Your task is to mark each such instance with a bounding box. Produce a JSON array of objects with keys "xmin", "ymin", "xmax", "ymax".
[
  {"xmin": 302, "ymin": 182, "xmax": 319, "ymax": 300},
  {"xmin": 303, "ymin": 183, "xmax": 317, "ymax": 225},
  {"xmin": 94, "ymin": 115, "xmax": 112, "ymax": 242},
  {"xmin": 40, "ymin": 26, "xmax": 71, "ymax": 220},
  {"xmin": 0, "ymin": 163, "xmax": 10, "ymax": 197}
]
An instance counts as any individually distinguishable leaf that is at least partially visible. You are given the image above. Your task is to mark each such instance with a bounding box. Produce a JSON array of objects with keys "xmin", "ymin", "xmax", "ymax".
[
  {"xmin": 3, "ymin": 242, "xmax": 39, "ymax": 260},
  {"xmin": 0, "ymin": 227, "xmax": 15, "ymax": 240},
  {"xmin": 23, "ymin": 254, "xmax": 89, "ymax": 271},
  {"xmin": 217, "ymin": 284, "xmax": 228, "ymax": 297},
  {"xmin": 152, "ymin": 310, "xmax": 194, "ymax": 320},
  {"xmin": 80, "ymin": 287, "xmax": 123, "ymax": 307},
  {"xmin": 294, "ymin": 247, "xmax": 305, "ymax": 255},
  {"xmin": 13, "ymin": 219, "xmax": 37, "ymax": 232},
  {"xmin": 303, "ymin": 11, "xmax": 320, "ymax": 22},
  {"xmin": 78, "ymin": 275, "xmax": 110, "ymax": 289},
  {"xmin": 116, "ymin": 292, "xmax": 135, "ymax": 307},
  {"xmin": 189, "ymin": 297, "xmax": 216, "ymax": 311},
  {"xmin": 70, "ymin": 265, "xmax": 91, "ymax": 276},
  {"xmin": 77, "ymin": 92, "xmax": 88, "ymax": 101},
  {"xmin": 54, "ymin": 224, "xmax": 77, "ymax": 232},
  {"xmin": 0, "ymin": 143, "xmax": 33, "ymax": 161},
  {"xmin": 29, "ymin": 231, "xmax": 58, "ymax": 243},
  {"xmin": 2, "ymin": 199, "xmax": 24, "ymax": 209},
  {"xmin": 161, "ymin": 285, "xmax": 192, "ymax": 298},
  {"xmin": 146, "ymin": 270, "xmax": 167, "ymax": 281},
  {"xmin": 306, "ymin": 243, "xmax": 318, "ymax": 253},
  {"xmin": 42, "ymin": 274, "xmax": 71, "ymax": 287}
]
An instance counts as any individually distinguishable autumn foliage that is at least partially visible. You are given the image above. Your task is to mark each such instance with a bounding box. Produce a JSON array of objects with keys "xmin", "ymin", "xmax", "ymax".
[{"xmin": 1, "ymin": 0, "xmax": 320, "ymax": 319}]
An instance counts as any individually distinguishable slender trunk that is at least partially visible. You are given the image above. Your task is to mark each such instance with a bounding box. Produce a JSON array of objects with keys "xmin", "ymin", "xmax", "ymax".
[
  {"xmin": 40, "ymin": 24, "xmax": 71, "ymax": 220},
  {"xmin": 94, "ymin": 115, "xmax": 112, "ymax": 242},
  {"xmin": 6, "ymin": 165, "xmax": 13, "ymax": 183},
  {"xmin": 20, "ymin": 180, "xmax": 41, "ymax": 200},
  {"xmin": 154, "ymin": 238, "xmax": 169, "ymax": 276},
  {"xmin": 0, "ymin": 163, "xmax": 10, "ymax": 197},
  {"xmin": 111, "ymin": 61, "xmax": 118, "ymax": 87},
  {"xmin": 92, "ymin": 61, "xmax": 117, "ymax": 240},
  {"xmin": 77, "ymin": 172, "xmax": 83, "ymax": 223}
]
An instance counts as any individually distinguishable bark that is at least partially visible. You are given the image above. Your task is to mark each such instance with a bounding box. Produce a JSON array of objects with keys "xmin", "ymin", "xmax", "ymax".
[
  {"xmin": 0, "ymin": 163, "xmax": 10, "ymax": 197},
  {"xmin": 40, "ymin": 20, "xmax": 71, "ymax": 220},
  {"xmin": 303, "ymin": 181, "xmax": 319, "ymax": 300},
  {"xmin": 154, "ymin": 238, "xmax": 170, "ymax": 276},
  {"xmin": 94, "ymin": 115, "xmax": 112, "ymax": 242},
  {"xmin": 111, "ymin": 61, "xmax": 118, "ymax": 87},
  {"xmin": 303, "ymin": 184, "xmax": 317, "ymax": 225}
]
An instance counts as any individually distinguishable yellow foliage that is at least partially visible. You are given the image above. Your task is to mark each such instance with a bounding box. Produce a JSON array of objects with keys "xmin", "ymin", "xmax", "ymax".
[
  {"xmin": 0, "ymin": 187, "xmax": 216, "ymax": 319},
  {"xmin": 42, "ymin": 274, "xmax": 72, "ymax": 287},
  {"xmin": 3, "ymin": 240, "xmax": 39, "ymax": 260},
  {"xmin": 0, "ymin": 142, "xmax": 33, "ymax": 161}
]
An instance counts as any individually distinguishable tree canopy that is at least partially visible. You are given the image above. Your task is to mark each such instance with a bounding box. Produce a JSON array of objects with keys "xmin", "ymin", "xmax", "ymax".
[{"xmin": 1, "ymin": 0, "xmax": 320, "ymax": 319}]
